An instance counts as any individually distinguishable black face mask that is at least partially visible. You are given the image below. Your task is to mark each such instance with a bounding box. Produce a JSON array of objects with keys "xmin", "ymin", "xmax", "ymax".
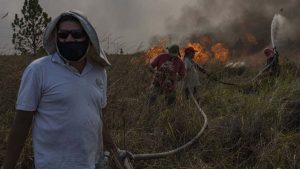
[{"xmin": 57, "ymin": 39, "xmax": 90, "ymax": 61}]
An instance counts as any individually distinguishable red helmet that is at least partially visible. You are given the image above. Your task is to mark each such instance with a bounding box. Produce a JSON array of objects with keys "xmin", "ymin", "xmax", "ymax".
[
  {"xmin": 184, "ymin": 47, "xmax": 197, "ymax": 54},
  {"xmin": 264, "ymin": 48, "xmax": 274, "ymax": 57}
]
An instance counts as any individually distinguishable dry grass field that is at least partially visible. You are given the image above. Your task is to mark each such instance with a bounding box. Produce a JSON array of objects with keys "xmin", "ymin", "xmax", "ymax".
[{"xmin": 0, "ymin": 51, "xmax": 299, "ymax": 169}]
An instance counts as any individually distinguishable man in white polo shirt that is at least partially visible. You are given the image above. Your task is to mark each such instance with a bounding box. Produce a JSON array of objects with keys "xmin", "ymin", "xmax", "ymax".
[{"xmin": 2, "ymin": 10, "xmax": 114, "ymax": 169}]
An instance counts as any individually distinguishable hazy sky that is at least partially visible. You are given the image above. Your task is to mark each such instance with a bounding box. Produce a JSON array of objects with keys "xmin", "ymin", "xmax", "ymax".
[
  {"xmin": 0, "ymin": 0, "xmax": 299, "ymax": 54},
  {"xmin": 0, "ymin": 0, "xmax": 195, "ymax": 54}
]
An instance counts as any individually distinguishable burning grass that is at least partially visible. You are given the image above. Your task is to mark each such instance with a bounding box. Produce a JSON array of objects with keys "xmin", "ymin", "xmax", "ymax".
[{"xmin": 0, "ymin": 53, "xmax": 299, "ymax": 168}]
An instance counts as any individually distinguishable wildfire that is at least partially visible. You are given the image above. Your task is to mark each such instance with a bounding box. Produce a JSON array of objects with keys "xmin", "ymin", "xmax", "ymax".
[
  {"xmin": 143, "ymin": 36, "xmax": 230, "ymax": 64},
  {"xmin": 211, "ymin": 43, "xmax": 229, "ymax": 62},
  {"xmin": 144, "ymin": 39, "xmax": 166, "ymax": 63},
  {"xmin": 183, "ymin": 43, "xmax": 209, "ymax": 63}
]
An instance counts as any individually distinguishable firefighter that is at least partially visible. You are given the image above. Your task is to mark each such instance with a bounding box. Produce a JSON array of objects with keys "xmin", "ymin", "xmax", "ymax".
[
  {"xmin": 148, "ymin": 44, "xmax": 185, "ymax": 106},
  {"xmin": 183, "ymin": 47, "xmax": 206, "ymax": 101},
  {"xmin": 263, "ymin": 47, "xmax": 280, "ymax": 77}
]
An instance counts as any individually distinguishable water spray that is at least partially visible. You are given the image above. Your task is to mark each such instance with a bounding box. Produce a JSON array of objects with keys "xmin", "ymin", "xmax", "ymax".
[
  {"xmin": 271, "ymin": 14, "xmax": 281, "ymax": 49},
  {"xmin": 249, "ymin": 12, "xmax": 283, "ymax": 81}
]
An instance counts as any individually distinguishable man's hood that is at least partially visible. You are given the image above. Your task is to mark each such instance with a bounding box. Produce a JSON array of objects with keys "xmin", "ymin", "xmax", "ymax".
[{"xmin": 43, "ymin": 10, "xmax": 110, "ymax": 66}]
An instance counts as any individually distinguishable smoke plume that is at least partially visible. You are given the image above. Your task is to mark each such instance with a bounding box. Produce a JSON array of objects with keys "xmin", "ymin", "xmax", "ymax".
[{"xmin": 162, "ymin": 0, "xmax": 300, "ymax": 54}]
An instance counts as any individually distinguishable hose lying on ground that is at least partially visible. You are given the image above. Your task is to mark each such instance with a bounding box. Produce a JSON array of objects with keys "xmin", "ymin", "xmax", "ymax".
[
  {"xmin": 197, "ymin": 54, "xmax": 279, "ymax": 87},
  {"xmin": 119, "ymin": 51, "xmax": 279, "ymax": 167},
  {"xmin": 124, "ymin": 88, "xmax": 208, "ymax": 162}
]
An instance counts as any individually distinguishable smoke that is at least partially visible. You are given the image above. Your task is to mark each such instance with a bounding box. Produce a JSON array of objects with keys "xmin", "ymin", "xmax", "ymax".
[
  {"xmin": 1, "ymin": 0, "xmax": 299, "ymax": 54},
  {"xmin": 0, "ymin": 0, "xmax": 192, "ymax": 54},
  {"xmin": 163, "ymin": 0, "xmax": 300, "ymax": 53},
  {"xmin": 39, "ymin": 0, "xmax": 195, "ymax": 53}
]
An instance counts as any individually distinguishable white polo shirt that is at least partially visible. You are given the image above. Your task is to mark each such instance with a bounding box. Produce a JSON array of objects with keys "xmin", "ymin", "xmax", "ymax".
[{"xmin": 16, "ymin": 53, "xmax": 107, "ymax": 169}]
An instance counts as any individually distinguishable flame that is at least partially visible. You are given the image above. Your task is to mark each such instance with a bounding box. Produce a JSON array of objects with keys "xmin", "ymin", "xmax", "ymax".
[
  {"xmin": 245, "ymin": 33, "xmax": 257, "ymax": 45},
  {"xmin": 211, "ymin": 43, "xmax": 229, "ymax": 62},
  {"xmin": 144, "ymin": 39, "xmax": 166, "ymax": 63},
  {"xmin": 142, "ymin": 36, "xmax": 230, "ymax": 64},
  {"xmin": 183, "ymin": 43, "xmax": 210, "ymax": 63}
]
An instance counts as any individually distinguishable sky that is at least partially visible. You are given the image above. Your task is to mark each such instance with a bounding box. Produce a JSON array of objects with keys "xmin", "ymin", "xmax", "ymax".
[
  {"xmin": 0, "ymin": 0, "xmax": 195, "ymax": 54},
  {"xmin": 0, "ymin": 0, "xmax": 299, "ymax": 54}
]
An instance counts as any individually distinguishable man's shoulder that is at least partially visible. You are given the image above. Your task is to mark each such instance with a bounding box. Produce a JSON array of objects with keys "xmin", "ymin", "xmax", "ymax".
[
  {"xmin": 151, "ymin": 53, "xmax": 168, "ymax": 65},
  {"xmin": 156, "ymin": 53, "xmax": 170, "ymax": 59},
  {"xmin": 30, "ymin": 55, "xmax": 52, "ymax": 65},
  {"xmin": 26, "ymin": 55, "xmax": 52, "ymax": 71}
]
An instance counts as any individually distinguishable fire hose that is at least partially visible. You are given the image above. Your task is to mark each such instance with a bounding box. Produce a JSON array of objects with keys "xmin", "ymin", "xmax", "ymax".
[
  {"xmin": 250, "ymin": 13, "xmax": 281, "ymax": 82},
  {"xmin": 109, "ymin": 51, "xmax": 279, "ymax": 168},
  {"xmin": 116, "ymin": 61, "xmax": 278, "ymax": 168},
  {"xmin": 198, "ymin": 13, "xmax": 281, "ymax": 88},
  {"xmin": 113, "ymin": 87, "xmax": 208, "ymax": 169},
  {"xmin": 108, "ymin": 53, "xmax": 278, "ymax": 168},
  {"xmin": 197, "ymin": 48, "xmax": 279, "ymax": 88},
  {"xmin": 249, "ymin": 48, "xmax": 279, "ymax": 82},
  {"xmin": 109, "ymin": 13, "xmax": 281, "ymax": 166},
  {"xmin": 198, "ymin": 67, "xmax": 241, "ymax": 87}
]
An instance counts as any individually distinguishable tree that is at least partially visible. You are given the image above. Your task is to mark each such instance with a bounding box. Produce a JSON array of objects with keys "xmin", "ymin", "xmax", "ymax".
[{"xmin": 12, "ymin": 0, "xmax": 51, "ymax": 56}]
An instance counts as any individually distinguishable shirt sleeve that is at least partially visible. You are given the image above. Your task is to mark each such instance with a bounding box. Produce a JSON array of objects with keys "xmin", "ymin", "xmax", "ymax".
[{"xmin": 16, "ymin": 65, "xmax": 42, "ymax": 111}]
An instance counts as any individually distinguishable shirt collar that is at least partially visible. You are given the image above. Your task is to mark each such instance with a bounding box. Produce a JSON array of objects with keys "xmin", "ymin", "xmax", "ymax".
[{"xmin": 51, "ymin": 52, "xmax": 94, "ymax": 76}]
